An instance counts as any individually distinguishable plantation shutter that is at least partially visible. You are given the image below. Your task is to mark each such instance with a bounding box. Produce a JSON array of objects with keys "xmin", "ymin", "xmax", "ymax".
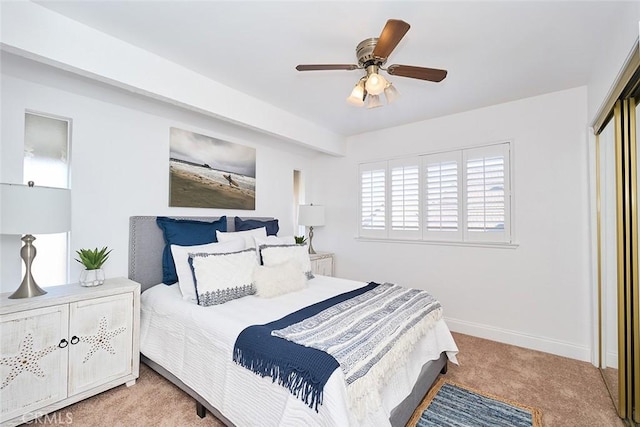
[
  {"xmin": 463, "ymin": 143, "xmax": 511, "ymax": 242},
  {"xmin": 357, "ymin": 142, "xmax": 512, "ymax": 244},
  {"xmin": 389, "ymin": 158, "xmax": 421, "ymax": 239},
  {"xmin": 423, "ymin": 152, "xmax": 462, "ymax": 241},
  {"xmin": 359, "ymin": 162, "xmax": 387, "ymax": 238}
]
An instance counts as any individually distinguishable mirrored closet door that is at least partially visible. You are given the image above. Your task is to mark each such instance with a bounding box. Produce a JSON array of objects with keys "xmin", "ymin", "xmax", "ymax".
[
  {"xmin": 597, "ymin": 115, "xmax": 619, "ymax": 410},
  {"xmin": 595, "ymin": 50, "xmax": 640, "ymax": 426},
  {"xmin": 634, "ymin": 93, "xmax": 640, "ymax": 423}
]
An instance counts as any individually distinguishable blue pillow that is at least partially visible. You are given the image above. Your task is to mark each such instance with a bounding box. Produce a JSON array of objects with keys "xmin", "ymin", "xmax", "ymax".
[
  {"xmin": 234, "ymin": 217, "xmax": 279, "ymax": 236},
  {"xmin": 156, "ymin": 216, "xmax": 227, "ymax": 284}
]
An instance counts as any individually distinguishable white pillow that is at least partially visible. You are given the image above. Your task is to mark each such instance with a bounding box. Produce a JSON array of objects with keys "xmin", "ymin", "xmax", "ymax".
[
  {"xmin": 216, "ymin": 227, "xmax": 267, "ymax": 249},
  {"xmin": 253, "ymin": 260, "xmax": 307, "ymax": 298},
  {"xmin": 259, "ymin": 244, "xmax": 314, "ymax": 279},
  {"xmin": 254, "ymin": 235, "xmax": 296, "ymax": 248},
  {"xmin": 171, "ymin": 239, "xmax": 245, "ymax": 301},
  {"xmin": 190, "ymin": 248, "xmax": 258, "ymax": 306},
  {"xmin": 253, "ymin": 236, "xmax": 295, "ymax": 263}
]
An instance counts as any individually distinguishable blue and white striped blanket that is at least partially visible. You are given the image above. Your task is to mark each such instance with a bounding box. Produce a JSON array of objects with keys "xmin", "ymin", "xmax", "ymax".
[{"xmin": 273, "ymin": 283, "xmax": 442, "ymax": 418}]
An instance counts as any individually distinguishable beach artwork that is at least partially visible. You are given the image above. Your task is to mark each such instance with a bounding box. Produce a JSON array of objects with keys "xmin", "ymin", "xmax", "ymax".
[{"xmin": 169, "ymin": 127, "xmax": 256, "ymax": 209}]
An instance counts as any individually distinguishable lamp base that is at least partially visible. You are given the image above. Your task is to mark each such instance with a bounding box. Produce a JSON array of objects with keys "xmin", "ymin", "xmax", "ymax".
[
  {"xmin": 307, "ymin": 226, "xmax": 317, "ymax": 255},
  {"xmin": 8, "ymin": 234, "xmax": 47, "ymax": 299}
]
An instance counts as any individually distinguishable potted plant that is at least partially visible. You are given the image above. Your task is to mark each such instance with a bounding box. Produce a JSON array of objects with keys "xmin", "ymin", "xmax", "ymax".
[
  {"xmin": 75, "ymin": 246, "xmax": 111, "ymax": 287},
  {"xmin": 294, "ymin": 236, "xmax": 307, "ymax": 245}
]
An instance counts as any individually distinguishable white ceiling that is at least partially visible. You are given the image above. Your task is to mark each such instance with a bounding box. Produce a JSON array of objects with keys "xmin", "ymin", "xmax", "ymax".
[{"xmin": 34, "ymin": 1, "xmax": 627, "ymax": 137}]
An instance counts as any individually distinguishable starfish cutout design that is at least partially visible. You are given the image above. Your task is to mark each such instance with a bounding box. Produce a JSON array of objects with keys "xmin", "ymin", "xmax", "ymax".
[
  {"xmin": 0, "ymin": 333, "xmax": 58, "ymax": 389},
  {"xmin": 79, "ymin": 317, "xmax": 126, "ymax": 363}
]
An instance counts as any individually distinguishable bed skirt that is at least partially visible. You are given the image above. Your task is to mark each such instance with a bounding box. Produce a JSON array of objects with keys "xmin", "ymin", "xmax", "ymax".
[{"xmin": 140, "ymin": 352, "xmax": 447, "ymax": 427}]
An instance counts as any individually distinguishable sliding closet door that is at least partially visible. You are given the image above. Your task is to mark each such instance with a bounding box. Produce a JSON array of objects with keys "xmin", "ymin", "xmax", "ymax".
[
  {"xmin": 598, "ymin": 115, "xmax": 621, "ymax": 413},
  {"xmin": 634, "ymin": 96, "xmax": 640, "ymax": 424},
  {"xmin": 620, "ymin": 98, "xmax": 636, "ymax": 423},
  {"xmin": 613, "ymin": 95, "xmax": 640, "ymax": 425},
  {"xmin": 594, "ymin": 41, "xmax": 640, "ymax": 427}
]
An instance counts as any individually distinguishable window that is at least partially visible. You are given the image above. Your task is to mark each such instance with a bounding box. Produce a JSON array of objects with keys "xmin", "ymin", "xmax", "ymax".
[
  {"xmin": 389, "ymin": 159, "xmax": 420, "ymax": 239},
  {"xmin": 424, "ymin": 151, "xmax": 461, "ymax": 241},
  {"xmin": 293, "ymin": 169, "xmax": 305, "ymax": 236},
  {"xmin": 23, "ymin": 112, "xmax": 71, "ymax": 286},
  {"xmin": 463, "ymin": 144, "xmax": 510, "ymax": 242},
  {"xmin": 359, "ymin": 162, "xmax": 386, "ymax": 238},
  {"xmin": 358, "ymin": 142, "xmax": 512, "ymax": 244}
]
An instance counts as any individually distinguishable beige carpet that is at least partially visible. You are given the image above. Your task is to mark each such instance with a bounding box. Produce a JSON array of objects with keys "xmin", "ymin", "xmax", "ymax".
[
  {"xmin": 447, "ymin": 333, "xmax": 623, "ymax": 427},
  {"xmin": 35, "ymin": 332, "xmax": 622, "ymax": 426}
]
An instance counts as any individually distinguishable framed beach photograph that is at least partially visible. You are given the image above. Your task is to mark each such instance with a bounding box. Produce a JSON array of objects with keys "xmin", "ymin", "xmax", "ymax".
[{"xmin": 169, "ymin": 127, "xmax": 256, "ymax": 209}]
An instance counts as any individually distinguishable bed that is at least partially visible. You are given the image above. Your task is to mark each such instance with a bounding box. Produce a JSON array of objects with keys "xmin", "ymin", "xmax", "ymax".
[{"xmin": 129, "ymin": 215, "xmax": 458, "ymax": 427}]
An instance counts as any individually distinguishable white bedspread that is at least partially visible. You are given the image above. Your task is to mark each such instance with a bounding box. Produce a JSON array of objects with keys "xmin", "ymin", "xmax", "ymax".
[{"xmin": 140, "ymin": 276, "xmax": 458, "ymax": 427}]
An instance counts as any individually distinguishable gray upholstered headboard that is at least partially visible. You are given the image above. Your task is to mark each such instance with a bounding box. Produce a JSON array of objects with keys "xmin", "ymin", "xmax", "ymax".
[{"xmin": 128, "ymin": 216, "xmax": 274, "ymax": 292}]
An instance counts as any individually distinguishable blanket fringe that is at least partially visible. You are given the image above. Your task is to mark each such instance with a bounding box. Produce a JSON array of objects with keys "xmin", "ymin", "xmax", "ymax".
[
  {"xmin": 233, "ymin": 348, "xmax": 323, "ymax": 411},
  {"xmin": 346, "ymin": 307, "xmax": 443, "ymax": 419}
]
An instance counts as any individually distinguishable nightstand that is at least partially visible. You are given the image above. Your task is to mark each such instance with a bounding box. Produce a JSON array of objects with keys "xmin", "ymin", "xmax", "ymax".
[
  {"xmin": 0, "ymin": 277, "xmax": 140, "ymax": 426},
  {"xmin": 309, "ymin": 252, "xmax": 334, "ymax": 276}
]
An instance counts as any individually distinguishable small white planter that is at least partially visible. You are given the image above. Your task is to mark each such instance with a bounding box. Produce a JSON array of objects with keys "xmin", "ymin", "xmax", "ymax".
[{"xmin": 79, "ymin": 268, "xmax": 105, "ymax": 287}]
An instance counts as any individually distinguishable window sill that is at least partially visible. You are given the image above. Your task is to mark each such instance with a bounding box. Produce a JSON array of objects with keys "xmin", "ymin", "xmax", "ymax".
[{"xmin": 354, "ymin": 237, "xmax": 519, "ymax": 249}]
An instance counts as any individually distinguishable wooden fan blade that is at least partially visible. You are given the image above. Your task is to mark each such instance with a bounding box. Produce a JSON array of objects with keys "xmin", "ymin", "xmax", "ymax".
[
  {"xmin": 372, "ymin": 19, "xmax": 410, "ymax": 59},
  {"xmin": 387, "ymin": 64, "xmax": 448, "ymax": 82},
  {"xmin": 296, "ymin": 64, "xmax": 359, "ymax": 71}
]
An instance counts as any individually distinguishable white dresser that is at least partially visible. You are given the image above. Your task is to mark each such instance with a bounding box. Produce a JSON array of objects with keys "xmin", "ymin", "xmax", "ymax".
[
  {"xmin": 0, "ymin": 277, "xmax": 140, "ymax": 426},
  {"xmin": 309, "ymin": 252, "xmax": 335, "ymax": 277}
]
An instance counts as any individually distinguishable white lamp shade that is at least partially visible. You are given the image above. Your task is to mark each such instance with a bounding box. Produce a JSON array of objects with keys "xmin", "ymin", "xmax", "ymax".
[
  {"xmin": 384, "ymin": 84, "xmax": 400, "ymax": 104},
  {"xmin": 367, "ymin": 94, "xmax": 383, "ymax": 109},
  {"xmin": 298, "ymin": 204, "xmax": 325, "ymax": 227},
  {"xmin": 346, "ymin": 82, "xmax": 366, "ymax": 107},
  {"xmin": 1, "ymin": 183, "xmax": 71, "ymax": 235},
  {"xmin": 365, "ymin": 73, "xmax": 388, "ymax": 95}
]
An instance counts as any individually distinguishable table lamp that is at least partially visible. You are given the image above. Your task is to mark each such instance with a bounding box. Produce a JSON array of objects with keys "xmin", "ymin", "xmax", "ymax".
[
  {"xmin": 298, "ymin": 204, "xmax": 325, "ymax": 254},
  {"xmin": 1, "ymin": 182, "xmax": 71, "ymax": 299}
]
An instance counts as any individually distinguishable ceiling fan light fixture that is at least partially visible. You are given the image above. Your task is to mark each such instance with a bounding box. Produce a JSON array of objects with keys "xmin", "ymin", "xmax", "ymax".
[
  {"xmin": 365, "ymin": 72, "xmax": 388, "ymax": 95},
  {"xmin": 346, "ymin": 79, "xmax": 367, "ymax": 106},
  {"xmin": 383, "ymin": 83, "xmax": 400, "ymax": 104},
  {"xmin": 367, "ymin": 94, "xmax": 383, "ymax": 109},
  {"xmin": 295, "ymin": 19, "xmax": 448, "ymax": 108}
]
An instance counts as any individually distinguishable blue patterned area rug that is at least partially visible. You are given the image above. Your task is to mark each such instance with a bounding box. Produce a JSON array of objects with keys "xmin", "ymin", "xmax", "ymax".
[{"xmin": 409, "ymin": 378, "xmax": 543, "ymax": 427}]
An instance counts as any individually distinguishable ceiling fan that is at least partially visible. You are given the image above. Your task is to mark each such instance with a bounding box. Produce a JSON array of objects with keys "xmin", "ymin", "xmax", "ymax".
[{"xmin": 296, "ymin": 19, "xmax": 448, "ymax": 108}]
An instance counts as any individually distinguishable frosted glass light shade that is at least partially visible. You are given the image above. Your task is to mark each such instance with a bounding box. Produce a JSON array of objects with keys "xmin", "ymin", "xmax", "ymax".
[
  {"xmin": 384, "ymin": 84, "xmax": 400, "ymax": 104},
  {"xmin": 367, "ymin": 94, "xmax": 383, "ymax": 109},
  {"xmin": 365, "ymin": 73, "xmax": 388, "ymax": 95},
  {"xmin": 346, "ymin": 81, "xmax": 366, "ymax": 106},
  {"xmin": 298, "ymin": 204, "xmax": 325, "ymax": 227},
  {"xmin": 0, "ymin": 183, "xmax": 71, "ymax": 235}
]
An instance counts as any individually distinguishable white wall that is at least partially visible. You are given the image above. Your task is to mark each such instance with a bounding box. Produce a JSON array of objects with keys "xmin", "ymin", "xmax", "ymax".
[
  {"xmin": 310, "ymin": 87, "xmax": 592, "ymax": 361},
  {"xmin": 587, "ymin": 2, "xmax": 640, "ymax": 124},
  {"xmin": 0, "ymin": 1, "xmax": 346, "ymax": 156},
  {"xmin": 0, "ymin": 53, "xmax": 318, "ymax": 292}
]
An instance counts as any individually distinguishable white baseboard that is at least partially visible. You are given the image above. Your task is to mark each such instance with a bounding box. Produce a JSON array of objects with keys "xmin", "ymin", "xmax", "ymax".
[
  {"xmin": 605, "ymin": 351, "xmax": 619, "ymax": 369},
  {"xmin": 445, "ymin": 316, "xmax": 592, "ymax": 362}
]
